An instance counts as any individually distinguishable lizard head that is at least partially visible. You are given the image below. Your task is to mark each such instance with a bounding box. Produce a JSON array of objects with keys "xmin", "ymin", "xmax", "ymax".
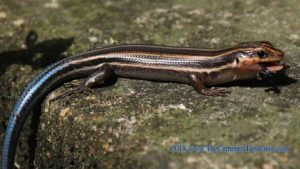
[{"xmin": 235, "ymin": 41, "xmax": 285, "ymax": 74}]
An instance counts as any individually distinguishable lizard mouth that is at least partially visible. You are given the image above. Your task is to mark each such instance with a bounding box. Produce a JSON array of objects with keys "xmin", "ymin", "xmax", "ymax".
[
  {"xmin": 258, "ymin": 52, "xmax": 285, "ymax": 73},
  {"xmin": 239, "ymin": 60, "xmax": 284, "ymax": 73},
  {"xmin": 258, "ymin": 61, "xmax": 284, "ymax": 73},
  {"xmin": 257, "ymin": 61, "xmax": 284, "ymax": 93}
]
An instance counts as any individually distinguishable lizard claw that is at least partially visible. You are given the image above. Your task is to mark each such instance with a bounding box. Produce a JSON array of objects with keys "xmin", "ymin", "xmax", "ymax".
[
  {"xmin": 49, "ymin": 81, "xmax": 92, "ymax": 105},
  {"xmin": 201, "ymin": 87, "xmax": 230, "ymax": 96}
]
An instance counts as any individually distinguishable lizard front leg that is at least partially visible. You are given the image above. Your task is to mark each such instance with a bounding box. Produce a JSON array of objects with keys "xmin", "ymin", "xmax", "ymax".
[{"xmin": 188, "ymin": 73, "xmax": 229, "ymax": 96}]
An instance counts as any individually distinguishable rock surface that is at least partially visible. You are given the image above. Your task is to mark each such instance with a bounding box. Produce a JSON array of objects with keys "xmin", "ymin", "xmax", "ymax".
[{"xmin": 0, "ymin": 0, "xmax": 299, "ymax": 168}]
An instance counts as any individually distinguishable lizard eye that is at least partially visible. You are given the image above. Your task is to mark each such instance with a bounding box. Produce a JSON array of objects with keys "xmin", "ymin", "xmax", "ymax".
[{"xmin": 257, "ymin": 50, "xmax": 267, "ymax": 58}]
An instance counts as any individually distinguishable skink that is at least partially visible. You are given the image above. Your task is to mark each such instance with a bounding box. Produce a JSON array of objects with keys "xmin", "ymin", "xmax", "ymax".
[{"xmin": 2, "ymin": 41, "xmax": 284, "ymax": 169}]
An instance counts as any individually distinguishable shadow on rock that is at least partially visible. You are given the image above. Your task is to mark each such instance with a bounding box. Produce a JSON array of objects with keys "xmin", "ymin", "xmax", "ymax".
[
  {"xmin": 0, "ymin": 30, "xmax": 74, "ymax": 168},
  {"xmin": 0, "ymin": 30, "xmax": 74, "ymax": 73},
  {"xmin": 217, "ymin": 67, "xmax": 297, "ymax": 93}
]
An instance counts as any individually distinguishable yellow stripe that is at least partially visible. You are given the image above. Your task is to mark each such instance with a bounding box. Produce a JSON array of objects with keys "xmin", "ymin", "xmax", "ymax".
[
  {"xmin": 70, "ymin": 47, "xmax": 256, "ymax": 64},
  {"xmin": 107, "ymin": 47, "xmax": 254, "ymax": 60},
  {"xmin": 110, "ymin": 62, "xmax": 237, "ymax": 74}
]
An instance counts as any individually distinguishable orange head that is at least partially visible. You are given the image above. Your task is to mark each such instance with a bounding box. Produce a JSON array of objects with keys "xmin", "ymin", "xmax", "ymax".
[{"xmin": 235, "ymin": 41, "xmax": 285, "ymax": 73}]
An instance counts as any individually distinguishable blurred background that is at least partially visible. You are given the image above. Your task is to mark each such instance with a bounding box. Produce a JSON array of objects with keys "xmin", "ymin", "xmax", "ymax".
[{"xmin": 0, "ymin": 0, "xmax": 299, "ymax": 168}]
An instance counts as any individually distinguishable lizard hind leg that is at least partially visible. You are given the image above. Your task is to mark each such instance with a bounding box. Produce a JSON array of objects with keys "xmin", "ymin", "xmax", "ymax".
[
  {"xmin": 49, "ymin": 63, "xmax": 116, "ymax": 105},
  {"xmin": 84, "ymin": 63, "xmax": 116, "ymax": 88}
]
